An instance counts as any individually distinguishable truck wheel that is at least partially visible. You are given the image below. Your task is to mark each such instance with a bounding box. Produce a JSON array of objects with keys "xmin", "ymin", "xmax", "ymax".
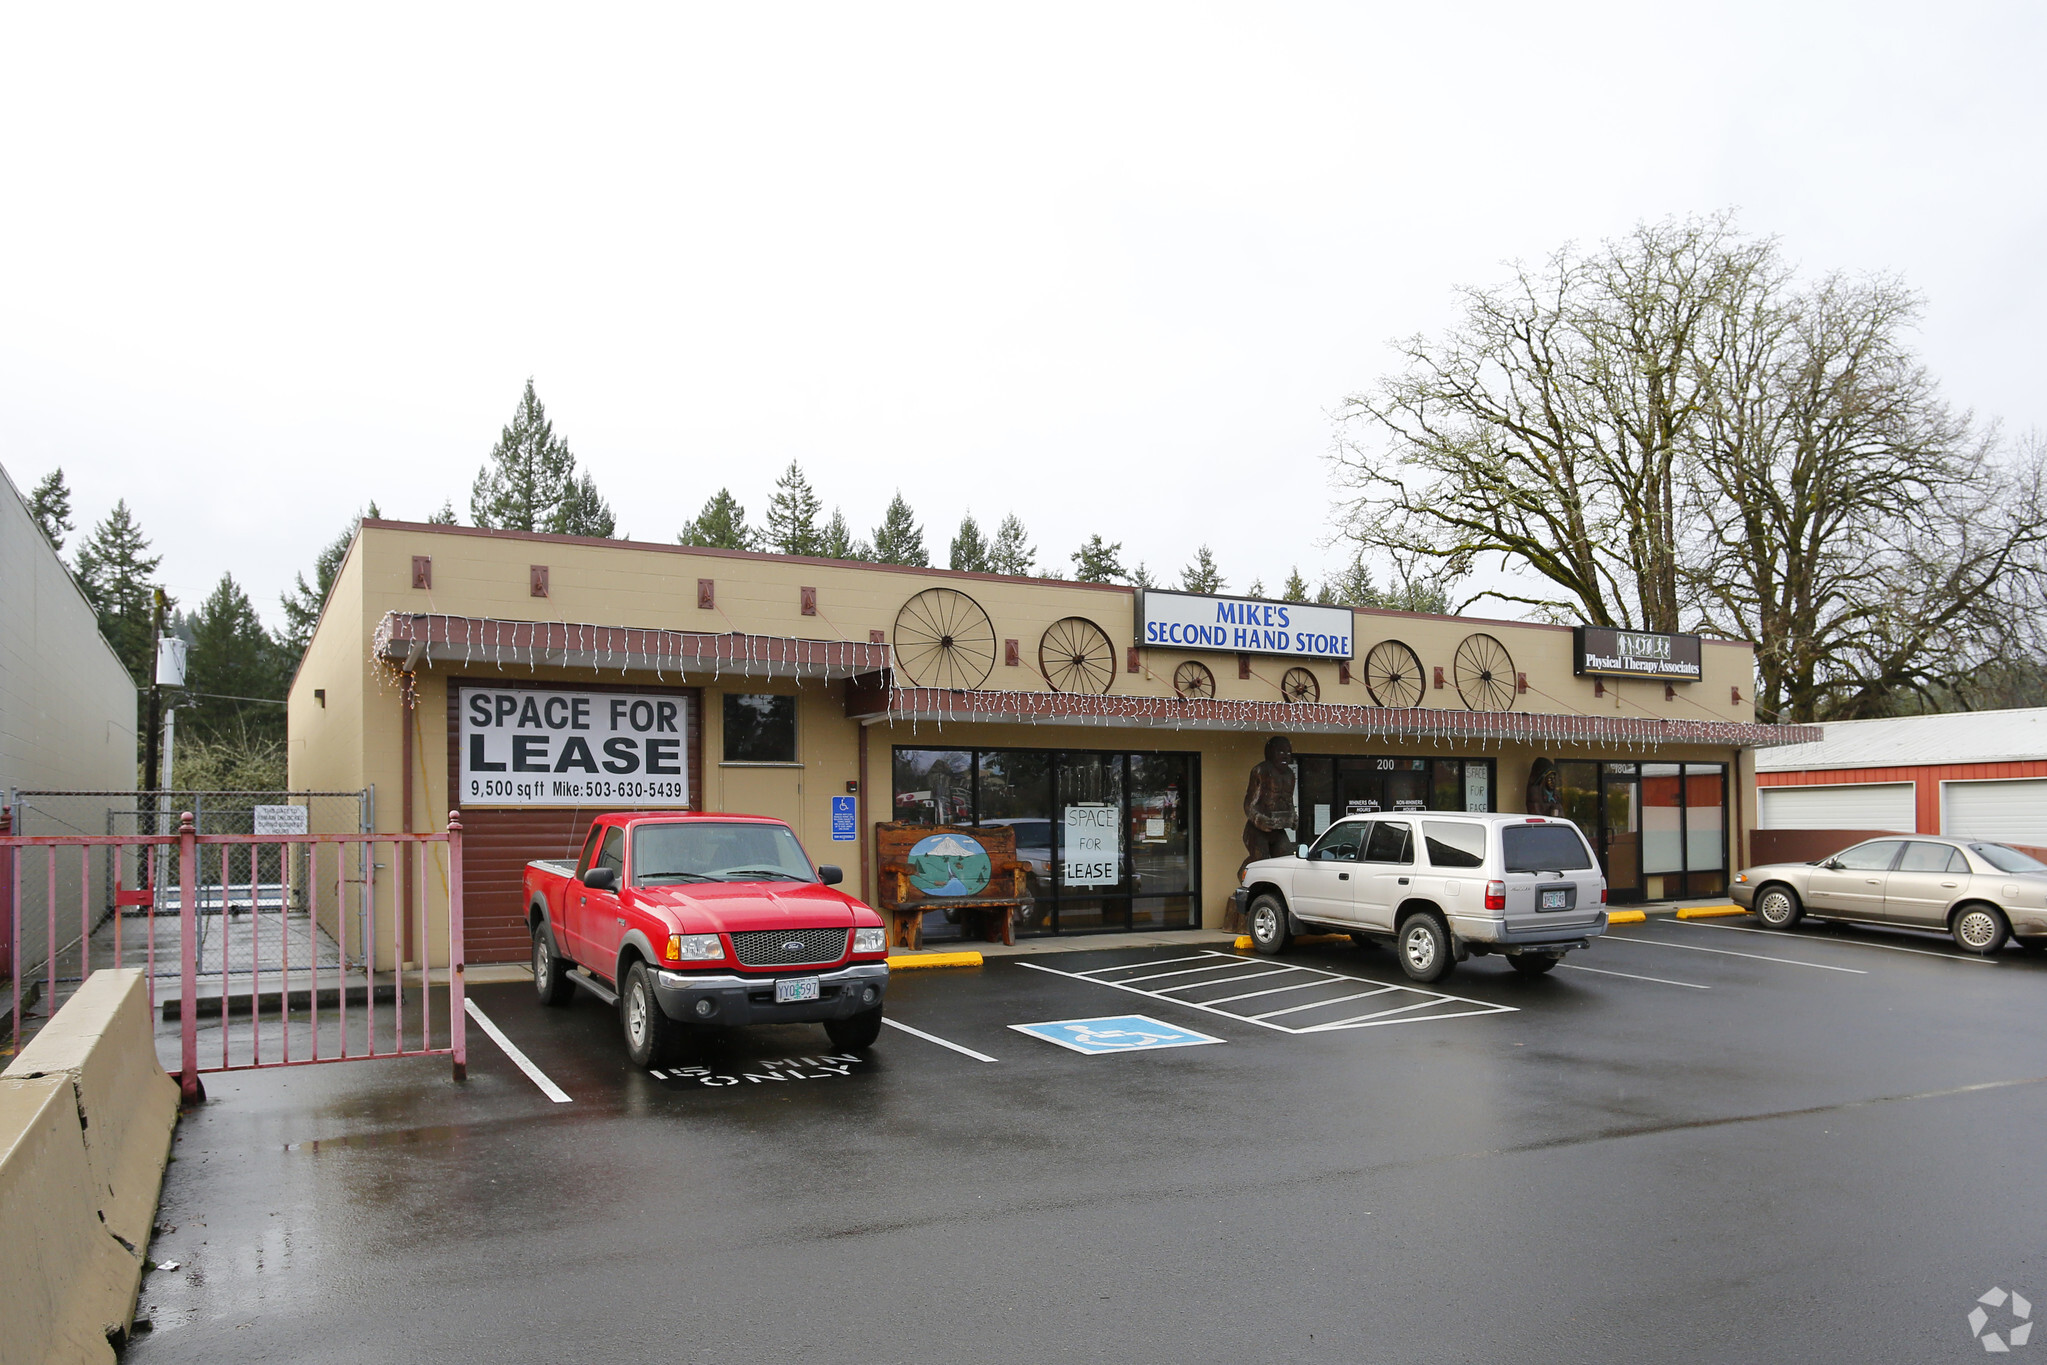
[
  {"xmin": 621, "ymin": 962, "xmax": 681, "ymax": 1068},
  {"xmin": 1508, "ymin": 952, "xmax": 1561, "ymax": 977},
  {"xmin": 533, "ymin": 923, "xmax": 576, "ymax": 1007},
  {"xmin": 824, "ymin": 1007, "xmax": 884, "ymax": 1051},
  {"xmin": 1397, "ymin": 912, "xmax": 1454, "ymax": 983},
  {"xmin": 1248, "ymin": 894, "xmax": 1291, "ymax": 955}
]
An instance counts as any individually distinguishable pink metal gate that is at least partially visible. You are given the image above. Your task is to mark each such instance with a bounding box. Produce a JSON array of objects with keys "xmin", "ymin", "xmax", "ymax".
[{"xmin": 2, "ymin": 810, "xmax": 466, "ymax": 1102}]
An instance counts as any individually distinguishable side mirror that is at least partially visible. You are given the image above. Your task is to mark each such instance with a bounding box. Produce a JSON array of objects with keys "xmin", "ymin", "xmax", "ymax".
[
  {"xmin": 582, "ymin": 865, "xmax": 617, "ymax": 891},
  {"xmin": 1298, "ymin": 844, "xmax": 1310, "ymax": 859},
  {"xmin": 1822, "ymin": 859, "xmax": 1843, "ymax": 871},
  {"xmin": 817, "ymin": 865, "xmax": 844, "ymax": 885}
]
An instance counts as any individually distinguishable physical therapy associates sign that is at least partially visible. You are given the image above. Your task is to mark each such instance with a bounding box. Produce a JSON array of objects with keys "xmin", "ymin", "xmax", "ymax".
[
  {"xmin": 1135, "ymin": 589, "xmax": 1354, "ymax": 661},
  {"xmin": 1572, "ymin": 626, "xmax": 1703, "ymax": 681},
  {"xmin": 459, "ymin": 686, "xmax": 690, "ymax": 807}
]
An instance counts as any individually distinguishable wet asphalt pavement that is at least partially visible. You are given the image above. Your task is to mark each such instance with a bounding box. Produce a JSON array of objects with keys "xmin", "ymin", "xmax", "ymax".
[{"xmin": 127, "ymin": 918, "xmax": 2047, "ymax": 1364}]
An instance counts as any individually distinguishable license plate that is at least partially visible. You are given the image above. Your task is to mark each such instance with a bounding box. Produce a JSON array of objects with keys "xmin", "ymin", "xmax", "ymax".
[
  {"xmin": 774, "ymin": 977, "xmax": 821, "ymax": 1004},
  {"xmin": 1541, "ymin": 889, "xmax": 1569, "ymax": 910}
]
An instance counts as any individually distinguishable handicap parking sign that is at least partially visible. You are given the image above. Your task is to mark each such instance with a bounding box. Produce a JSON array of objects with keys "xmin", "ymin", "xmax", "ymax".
[
  {"xmin": 831, "ymin": 796, "xmax": 856, "ymax": 841},
  {"xmin": 1009, "ymin": 1014, "xmax": 1224, "ymax": 1056}
]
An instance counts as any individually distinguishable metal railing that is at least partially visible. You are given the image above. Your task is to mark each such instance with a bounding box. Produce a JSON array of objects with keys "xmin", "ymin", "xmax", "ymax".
[{"xmin": 1, "ymin": 810, "xmax": 464, "ymax": 1101}]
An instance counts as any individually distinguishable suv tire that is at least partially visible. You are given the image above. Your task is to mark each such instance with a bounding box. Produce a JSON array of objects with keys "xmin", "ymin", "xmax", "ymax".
[
  {"xmin": 1397, "ymin": 912, "xmax": 1454, "ymax": 983},
  {"xmin": 621, "ymin": 962, "xmax": 682, "ymax": 1068},
  {"xmin": 1248, "ymin": 894, "xmax": 1292, "ymax": 955},
  {"xmin": 825, "ymin": 1007, "xmax": 884, "ymax": 1051},
  {"xmin": 533, "ymin": 922, "xmax": 576, "ymax": 1007}
]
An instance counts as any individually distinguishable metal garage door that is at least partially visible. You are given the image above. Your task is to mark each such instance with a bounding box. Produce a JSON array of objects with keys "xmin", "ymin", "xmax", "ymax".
[
  {"xmin": 1942, "ymin": 779, "xmax": 2047, "ymax": 845},
  {"xmin": 1758, "ymin": 783, "xmax": 1915, "ymax": 831}
]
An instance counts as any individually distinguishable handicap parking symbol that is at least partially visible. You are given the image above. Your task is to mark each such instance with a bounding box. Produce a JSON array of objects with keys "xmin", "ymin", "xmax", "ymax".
[{"xmin": 1009, "ymin": 1014, "xmax": 1224, "ymax": 1056}]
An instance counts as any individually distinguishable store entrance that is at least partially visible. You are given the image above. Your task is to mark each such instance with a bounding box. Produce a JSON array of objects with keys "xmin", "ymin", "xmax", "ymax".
[
  {"xmin": 1559, "ymin": 761, "xmax": 1641, "ymax": 901},
  {"xmin": 1336, "ymin": 756, "xmax": 1432, "ymax": 817}
]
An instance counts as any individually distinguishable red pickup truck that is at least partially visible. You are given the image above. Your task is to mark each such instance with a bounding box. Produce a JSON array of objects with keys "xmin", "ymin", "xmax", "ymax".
[{"xmin": 523, "ymin": 812, "xmax": 890, "ymax": 1067}]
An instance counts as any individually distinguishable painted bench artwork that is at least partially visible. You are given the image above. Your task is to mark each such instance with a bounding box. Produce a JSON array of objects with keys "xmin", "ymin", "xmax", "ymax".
[{"xmin": 873, "ymin": 822, "xmax": 1027, "ymax": 950}]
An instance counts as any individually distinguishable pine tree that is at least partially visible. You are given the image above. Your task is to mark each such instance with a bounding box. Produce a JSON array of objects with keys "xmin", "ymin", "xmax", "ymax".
[
  {"xmin": 73, "ymin": 500, "xmax": 163, "ymax": 682},
  {"xmin": 279, "ymin": 510, "xmax": 374, "ymax": 659},
  {"xmin": 1281, "ymin": 567, "xmax": 1311, "ymax": 602},
  {"xmin": 1315, "ymin": 556, "xmax": 1376, "ymax": 606},
  {"xmin": 1130, "ymin": 562, "xmax": 1158, "ymax": 589},
  {"xmin": 553, "ymin": 471, "xmax": 616, "ymax": 537},
  {"xmin": 949, "ymin": 513, "xmax": 991, "ymax": 572},
  {"xmin": 470, "ymin": 379, "xmax": 579, "ymax": 531},
  {"xmin": 1180, "ymin": 545, "xmax": 1224, "ymax": 594},
  {"xmin": 821, "ymin": 508, "xmax": 868, "ymax": 561},
  {"xmin": 988, "ymin": 513, "xmax": 1036, "ymax": 575},
  {"xmin": 185, "ymin": 573, "xmax": 289, "ymax": 745},
  {"xmin": 872, "ymin": 492, "xmax": 928, "ymax": 567},
  {"xmin": 427, "ymin": 499, "xmax": 458, "ymax": 525},
  {"xmin": 1070, "ymin": 534, "xmax": 1126, "ymax": 584},
  {"xmin": 1247, "ymin": 577, "xmax": 1265, "ymax": 598},
  {"xmin": 678, "ymin": 489, "xmax": 753, "ymax": 550},
  {"xmin": 27, "ymin": 469, "xmax": 74, "ymax": 552},
  {"xmin": 765, "ymin": 462, "xmax": 825, "ymax": 556}
]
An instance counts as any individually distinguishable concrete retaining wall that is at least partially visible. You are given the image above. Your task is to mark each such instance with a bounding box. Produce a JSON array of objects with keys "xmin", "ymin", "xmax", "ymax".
[{"xmin": 1, "ymin": 968, "xmax": 180, "ymax": 1362}]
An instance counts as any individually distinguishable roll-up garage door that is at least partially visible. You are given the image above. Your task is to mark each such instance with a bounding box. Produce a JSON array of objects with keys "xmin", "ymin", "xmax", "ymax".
[
  {"xmin": 458, "ymin": 808, "xmax": 636, "ymax": 963},
  {"xmin": 1758, "ymin": 783, "xmax": 1915, "ymax": 831},
  {"xmin": 1942, "ymin": 780, "xmax": 2047, "ymax": 845}
]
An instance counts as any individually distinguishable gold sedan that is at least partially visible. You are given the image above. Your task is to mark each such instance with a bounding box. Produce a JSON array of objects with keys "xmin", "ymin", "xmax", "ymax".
[{"xmin": 1730, "ymin": 836, "xmax": 2047, "ymax": 954}]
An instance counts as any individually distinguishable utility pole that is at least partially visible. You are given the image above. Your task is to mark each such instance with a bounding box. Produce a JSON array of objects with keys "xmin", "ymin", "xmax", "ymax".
[{"xmin": 141, "ymin": 587, "xmax": 167, "ymax": 831}]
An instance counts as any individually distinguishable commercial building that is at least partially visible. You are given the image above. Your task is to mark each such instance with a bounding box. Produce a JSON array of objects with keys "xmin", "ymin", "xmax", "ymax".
[
  {"xmin": 1756, "ymin": 709, "xmax": 2047, "ymax": 859},
  {"xmin": 290, "ymin": 520, "xmax": 1813, "ymax": 965}
]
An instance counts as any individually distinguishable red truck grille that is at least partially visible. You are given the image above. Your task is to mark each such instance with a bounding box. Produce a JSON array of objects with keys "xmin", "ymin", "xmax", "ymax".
[{"xmin": 729, "ymin": 928, "xmax": 850, "ymax": 968}]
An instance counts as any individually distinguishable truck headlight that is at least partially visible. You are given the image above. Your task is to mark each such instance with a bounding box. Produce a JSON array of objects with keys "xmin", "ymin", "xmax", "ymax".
[
  {"xmin": 853, "ymin": 927, "xmax": 887, "ymax": 954},
  {"xmin": 667, "ymin": 933, "xmax": 723, "ymax": 962}
]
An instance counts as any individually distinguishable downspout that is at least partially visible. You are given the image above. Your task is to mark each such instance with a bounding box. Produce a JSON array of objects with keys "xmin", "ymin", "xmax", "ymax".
[
  {"xmin": 858, "ymin": 720, "xmax": 871, "ymax": 905},
  {"xmin": 401, "ymin": 673, "xmax": 415, "ymax": 966}
]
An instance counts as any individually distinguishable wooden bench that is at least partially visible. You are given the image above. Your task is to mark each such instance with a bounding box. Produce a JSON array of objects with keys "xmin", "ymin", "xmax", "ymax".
[{"xmin": 873, "ymin": 822, "xmax": 1029, "ymax": 950}]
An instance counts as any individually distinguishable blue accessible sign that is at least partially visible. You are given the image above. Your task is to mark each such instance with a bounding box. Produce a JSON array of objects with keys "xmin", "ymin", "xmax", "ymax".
[
  {"xmin": 831, "ymin": 795, "xmax": 857, "ymax": 841},
  {"xmin": 1009, "ymin": 1014, "xmax": 1224, "ymax": 1056}
]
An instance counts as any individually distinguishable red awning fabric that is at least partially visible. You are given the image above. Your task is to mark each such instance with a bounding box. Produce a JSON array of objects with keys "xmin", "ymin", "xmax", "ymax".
[
  {"xmin": 372, "ymin": 612, "xmax": 888, "ymax": 681},
  {"xmin": 858, "ymin": 684, "xmax": 1821, "ymax": 750}
]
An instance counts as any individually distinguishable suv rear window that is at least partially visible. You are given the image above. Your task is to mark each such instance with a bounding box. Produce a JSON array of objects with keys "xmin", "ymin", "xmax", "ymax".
[
  {"xmin": 1502, "ymin": 823, "xmax": 1594, "ymax": 873},
  {"xmin": 1421, "ymin": 821, "xmax": 1486, "ymax": 869}
]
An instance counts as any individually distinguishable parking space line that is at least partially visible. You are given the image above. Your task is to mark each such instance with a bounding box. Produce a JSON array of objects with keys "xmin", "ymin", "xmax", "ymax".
[
  {"xmin": 1305, "ymin": 995, "xmax": 1465, "ymax": 1029},
  {"xmin": 1305, "ymin": 1005, "xmax": 1521, "ymax": 1032},
  {"xmin": 1251, "ymin": 986, "xmax": 1401, "ymax": 1020},
  {"xmin": 1559, "ymin": 962, "xmax": 1710, "ymax": 989},
  {"xmin": 1153, "ymin": 970, "xmax": 1288, "ymax": 994},
  {"xmin": 1114, "ymin": 961, "xmax": 1273, "ymax": 986},
  {"xmin": 1075, "ymin": 954, "xmax": 1220, "ymax": 977},
  {"xmin": 1604, "ymin": 935, "xmax": 1867, "ymax": 974},
  {"xmin": 881, "ymin": 1016, "xmax": 1000, "ymax": 1062},
  {"xmin": 464, "ymin": 1000, "xmax": 573, "ymax": 1103},
  {"xmin": 1676, "ymin": 918, "xmax": 2001, "ymax": 964},
  {"xmin": 1202, "ymin": 978, "xmax": 1328, "ymax": 1006}
]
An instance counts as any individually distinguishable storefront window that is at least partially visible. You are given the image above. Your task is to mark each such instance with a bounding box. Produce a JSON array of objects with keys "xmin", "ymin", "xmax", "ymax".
[
  {"xmin": 1129, "ymin": 753, "xmax": 1192, "ymax": 896},
  {"xmin": 891, "ymin": 749, "xmax": 971, "ymax": 825},
  {"xmin": 1642, "ymin": 763, "xmax": 1685, "ymax": 875},
  {"xmin": 723, "ymin": 693, "xmax": 796, "ymax": 762},
  {"xmin": 1297, "ymin": 754, "xmax": 1496, "ymax": 821}
]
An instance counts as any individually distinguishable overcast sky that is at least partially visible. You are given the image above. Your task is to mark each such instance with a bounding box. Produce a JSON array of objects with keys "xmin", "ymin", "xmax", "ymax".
[{"xmin": 2, "ymin": 3, "xmax": 2041, "ymax": 627}]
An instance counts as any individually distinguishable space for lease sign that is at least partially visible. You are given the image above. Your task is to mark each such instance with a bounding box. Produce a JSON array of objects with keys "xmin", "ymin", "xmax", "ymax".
[
  {"xmin": 1135, "ymin": 589, "xmax": 1354, "ymax": 660},
  {"xmin": 459, "ymin": 686, "xmax": 690, "ymax": 807}
]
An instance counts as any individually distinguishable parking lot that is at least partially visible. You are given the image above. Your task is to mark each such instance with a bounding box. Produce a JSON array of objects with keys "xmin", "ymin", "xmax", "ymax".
[{"xmin": 129, "ymin": 915, "xmax": 2047, "ymax": 1364}]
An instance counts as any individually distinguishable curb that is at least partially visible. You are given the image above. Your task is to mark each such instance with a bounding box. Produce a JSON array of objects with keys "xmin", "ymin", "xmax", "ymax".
[
  {"xmin": 886, "ymin": 951, "xmax": 985, "ymax": 970},
  {"xmin": 1674, "ymin": 905, "xmax": 1745, "ymax": 919},
  {"xmin": 1606, "ymin": 910, "xmax": 1647, "ymax": 924}
]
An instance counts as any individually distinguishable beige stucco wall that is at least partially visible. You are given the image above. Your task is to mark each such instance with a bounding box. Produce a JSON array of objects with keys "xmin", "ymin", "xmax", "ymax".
[{"xmin": 289, "ymin": 520, "xmax": 1771, "ymax": 962}]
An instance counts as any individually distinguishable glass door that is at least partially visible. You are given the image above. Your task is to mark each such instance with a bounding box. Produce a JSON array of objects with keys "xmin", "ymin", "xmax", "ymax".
[{"xmin": 1602, "ymin": 766, "xmax": 1641, "ymax": 901}]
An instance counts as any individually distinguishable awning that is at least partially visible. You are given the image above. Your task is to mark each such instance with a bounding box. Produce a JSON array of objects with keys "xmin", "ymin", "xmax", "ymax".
[
  {"xmin": 373, "ymin": 612, "xmax": 889, "ymax": 681},
  {"xmin": 849, "ymin": 679, "xmax": 1822, "ymax": 750}
]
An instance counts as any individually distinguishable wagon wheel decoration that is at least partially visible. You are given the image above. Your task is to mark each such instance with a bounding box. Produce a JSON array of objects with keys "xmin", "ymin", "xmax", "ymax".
[
  {"xmin": 1362, "ymin": 639, "xmax": 1426, "ymax": 708},
  {"xmin": 1172, "ymin": 660, "xmax": 1216, "ymax": 700},
  {"xmin": 891, "ymin": 587, "xmax": 997, "ymax": 690},
  {"xmin": 1039, "ymin": 616, "xmax": 1116, "ymax": 694},
  {"xmin": 1453, "ymin": 632, "xmax": 1517, "ymax": 712},
  {"xmin": 1280, "ymin": 667, "xmax": 1320, "ymax": 704}
]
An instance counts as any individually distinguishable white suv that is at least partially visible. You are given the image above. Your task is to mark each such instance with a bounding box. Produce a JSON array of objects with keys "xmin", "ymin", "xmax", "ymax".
[{"xmin": 1230, "ymin": 812, "xmax": 1609, "ymax": 983}]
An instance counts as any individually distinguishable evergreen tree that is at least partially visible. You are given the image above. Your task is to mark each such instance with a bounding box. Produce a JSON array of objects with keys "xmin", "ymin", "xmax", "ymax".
[
  {"xmin": 821, "ymin": 508, "xmax": 868, "ymax": 561},
  {"xmin": 1315, "ymin": 556, "xmax": 1377, "ymax": 606},
  {"xmin": 27, "ymin": 468, "xmax": 74, "ymax": 552},
  {"xmin": 553, "ymin": 471, "xmax": 616, "ymax": 537},
  {"xmin": 280, "ymin": 507, "xmax": 376, "ymax": 659},
  {"xmin": 678, "ymin": 489, "xmax": 753, "ymax": 550},
  {"xmin": 1071, "ymin": 534, "xmax": 1126, "ymax": 584},
  {"xmin": 949, "ymin": 513, "xmax": 991, "ymax": 572},
  {"xmin": 1281, "ymin": 567, "xmax": 1311, "ymax": 602},
  {"xmin": 988, "ymin": 513, "xmax": 1036, "ymax": 575},
  {"xmin": 427, "ymin": 499, "xmax": 458, "ymax": 525},
  {"xmin": 1180, "ymin": 545, "xmax": 1224, "ymax": 594},
  {"xmin": 765, "ymin": 462, "xmax": 825, "ymax": 556},
  {"xmin": 470, "ymin": 379, "xmax": 579, "ymax": 531},
  {"xmin": 1130, "ymin": 562, "xmax": 1159, "ymax": 589},
  {"xmin": 73, "ymin": 499, "xmax": 163, "ymax": 682},
  {"xmin": 184, "ymin": 573, "xmax": 289, "ymax": 745},
  {"xmin": 872, "ymin": 492, "xmax": 928, "ymax": 567},
  {"xmin": 1247, "ymin": 577, "xmax": 1265, "ymax": 598}
]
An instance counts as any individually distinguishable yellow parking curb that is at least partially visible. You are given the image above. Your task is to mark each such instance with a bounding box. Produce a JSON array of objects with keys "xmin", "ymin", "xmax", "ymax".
[
  {"xmin": 1675, "ymin": 905, "xmax": 1746, "ymax": 919},
  {"xmin": 887, "ymin": 951, "xmax": 984, "ymax": 970},
  {"xmin": 1235, "ymin": 935, "xmax": 1254, "ymax": 951},
  {"xmin": 1606, "ymin": 909, "xmax": 1647, "ymax": 924},
  {"xmin": 1234, "ymin": 933, "xmax": 1349, "ymax": 951}
]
